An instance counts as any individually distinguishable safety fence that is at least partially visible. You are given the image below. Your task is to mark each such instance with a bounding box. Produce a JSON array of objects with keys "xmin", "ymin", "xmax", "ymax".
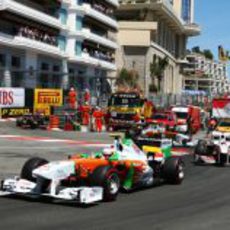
[{"xmin": 149, "ymin": 94, "xmax": 212, "ymax": 110}]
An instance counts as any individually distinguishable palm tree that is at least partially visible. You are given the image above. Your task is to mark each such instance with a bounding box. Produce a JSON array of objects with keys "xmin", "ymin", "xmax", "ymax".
[
  {"xmin": 149, "ymin": 55, "xmax": 169, "ymax": 93},
  {"xmin": 116, "ymin": 68, "xmax": 139, "ymax": 90}
]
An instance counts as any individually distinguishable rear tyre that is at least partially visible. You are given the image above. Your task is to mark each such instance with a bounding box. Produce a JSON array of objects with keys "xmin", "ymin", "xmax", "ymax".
[
  {"xmin": 213, "ymin": 147, "xmax": 225, "ymax": 167},
  {"xmin": 163, "ymin": 157, "xmax": 184, "ymax": 184},
  {"xmin": 182, "ymin": 139, "xmax": 187, "ymax": 147},
  {"xmin": 194, "ymin": 140, "xmax": 207, "ymax": 155},
  {"xmin": 21, "ymin": 157, "xmax": 48, "ymax": 182},
  {"xmin": 30, "ymin": 122, "xmax": 38, "ymax": 129},
  {"xmin": 90, "ymin": 166, "xmax": 120, "ymax": 201}
]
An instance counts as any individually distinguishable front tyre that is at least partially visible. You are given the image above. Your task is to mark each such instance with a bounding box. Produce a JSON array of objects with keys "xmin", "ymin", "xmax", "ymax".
[
  {"xmin": 21, "ymin": 157, "xmax": 48, "ymax": 182},
  {"xmin": 90, "ymin": 166, "xmax": 120, "ymax": 202},
  {"xmin": 194, "ymin": 140, "xmax": 207, "ymax": 156},
  {"xmin": 163, "ymin": 157, "xmax": 184, "ymax": 184}
]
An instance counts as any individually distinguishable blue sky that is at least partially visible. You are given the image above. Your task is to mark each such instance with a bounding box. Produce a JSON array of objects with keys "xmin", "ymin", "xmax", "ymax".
[{"xmin": 188, "ymin": 0, "xmax": 230, "ymax": 60}]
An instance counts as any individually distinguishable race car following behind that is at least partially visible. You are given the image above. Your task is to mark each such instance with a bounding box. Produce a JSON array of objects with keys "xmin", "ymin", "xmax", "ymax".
[
  {"xmin": 146, "ymin": 112, "xmax": 177, "ymax": 131},
  {"xmin": 0, "ymin": 135, "xmax": 184, "ymax": 205},
  {"xmin": 194, "ymin": 131, "xmax": 230, "ymax": 166},
  {"xmin": 128, "ymin": 123, "xmax": 194, "ymax": 148},
  {"xmin": 16, "ymin": 113, "xmax": 48, "ymax": 129}
]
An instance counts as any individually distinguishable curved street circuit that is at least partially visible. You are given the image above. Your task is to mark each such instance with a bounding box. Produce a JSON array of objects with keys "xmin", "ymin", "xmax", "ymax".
[{"xmin": 0, "ymin": 122, "xmax": 230, "ymax": 230}]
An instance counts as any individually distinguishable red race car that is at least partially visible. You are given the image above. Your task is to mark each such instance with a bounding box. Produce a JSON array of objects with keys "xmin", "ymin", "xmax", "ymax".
[{"xmin": 146, "ymin": 112, "xmax": 177, "ymax": 130}]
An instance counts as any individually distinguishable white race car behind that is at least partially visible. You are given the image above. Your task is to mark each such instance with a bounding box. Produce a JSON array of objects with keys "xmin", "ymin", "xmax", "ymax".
[{"xmin": 194, "ymin": 131, "xmax": 230, "ymax": 166}]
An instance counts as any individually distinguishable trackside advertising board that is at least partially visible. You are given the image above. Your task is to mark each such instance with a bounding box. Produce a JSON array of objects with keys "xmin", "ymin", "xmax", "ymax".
[
  {"xmin": 0, "ymin": 88, "xmax": 25, "ymax": 108},
  {"xmin": 34, "ymin": 89, "xmax": 63, "ymax": 115}
]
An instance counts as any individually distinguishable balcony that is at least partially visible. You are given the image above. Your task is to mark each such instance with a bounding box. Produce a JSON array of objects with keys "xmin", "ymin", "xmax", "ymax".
[
  {"xmin": 69, "ymin": 52, "xmax": 116, "ymax": 71},
  {"xmin": 69, "ymin": 28, "xmax": 117, "ymax": 50},
  {"xmin": 118, "ymin": 0, "xmax": 200, "ymax": 35},
  {"xmin": 0, "ymin": 32, "xmax": 65, "ymax": 57},
  {"xmin": 184, "ymin": 23, "xmax": 201, "ymax": 36},
  {"xmin": 105, "ymin": 0, "xmax": 119, "ymax": 7},
  {"xmin": 14, "ymin": 0, "xmax": 60, "ymax": 17},
  {"xmin": 70, "ymin": 3, "xmax": 118, "ymax": 30},
  {"xmin": 61, "ymin": 0, "xmax": 71, "ymax": 6},
  {"xmin": 0, "ymin": 0, "xmax": 66, "ymax": 30}
]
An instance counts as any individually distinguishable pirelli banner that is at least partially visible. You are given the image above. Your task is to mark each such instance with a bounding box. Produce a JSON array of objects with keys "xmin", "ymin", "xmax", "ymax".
[{"xmin": 34, "ymin": 89, "xmax": 63, "ymax": 115}]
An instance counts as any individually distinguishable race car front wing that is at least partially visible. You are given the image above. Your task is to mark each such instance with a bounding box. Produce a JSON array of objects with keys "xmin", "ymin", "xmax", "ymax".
[{"xmin": 0, "ymin": 177, "xmax": 103, "ymax": 204}]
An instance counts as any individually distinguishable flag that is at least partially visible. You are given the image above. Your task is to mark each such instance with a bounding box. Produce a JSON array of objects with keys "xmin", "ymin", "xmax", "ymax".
[{"xmin": 218, "ymin": 45, "xmax": 229, "ymax": 62}]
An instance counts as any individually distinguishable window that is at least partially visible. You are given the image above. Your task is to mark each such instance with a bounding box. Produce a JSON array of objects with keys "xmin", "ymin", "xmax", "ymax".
[
  {"xmin": 69, "ymin": 68, "xmax": 75, "ymax": 76},
  {"xmin": 41, "ymin": 62, "xmax": 49, "ymax": 71},
  {"xmin": 51, "ymin": 74, "xmax": 61, "ymax": 88},
  {"xmin": 11, "ymin": 71, "xmax": 24, "ymax": 87},
  {"xmin": 53, "ymin": 65, "xmax": 60, "ymax": 72},
  {"xmin": 11, "ymin": 56, "xmax": 21, "ymax": 68},
  {"xmin": 75, "ymin": 41, "xmax": 82, "ymax": 56},
  {"xmin": 39, "ymin": 74, "xmax": 49, "ymax": 88},
  {"xmin": 0, "ymin": 54, "xmax": 6, "ymax": 67},
  {"xmin": 59, "ymin": 8, "xmax": 67, "ymax": 25},
  {"xmin": 58, "ymin": 36, "xmax": 66, "ymax": 51},
  {"xmin": 181, "ymin": 0, "xmax": 191, "ymax": 23},
  {"xmin": 77, "ymin": 0, "xmax": 83, "ymax": 5},
  {"xmin": 76, "ymin": 16, "xmax": 83, "ymax": 31}
]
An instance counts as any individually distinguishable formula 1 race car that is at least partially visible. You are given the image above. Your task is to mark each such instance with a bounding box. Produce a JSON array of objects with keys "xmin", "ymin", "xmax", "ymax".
[
  {"xmin": 194, "ymin": 131, "xmax": 230, "ymax": 166},
  {"xmin": 128, "ymin": 123, "xmax": 194, "ymax": 148},
  {"xmin": 0, "ymin": 135, "xmax": 184, "ymax": 204},
  {"xmin": 16, "ymin": 114, "xmax": 48, "ymax": 129}
]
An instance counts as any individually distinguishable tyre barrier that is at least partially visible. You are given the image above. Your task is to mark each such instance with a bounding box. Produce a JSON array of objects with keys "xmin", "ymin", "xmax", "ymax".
[{"xmin": 48, "ymin": 115, "xmax": 60, "ymax": 130}]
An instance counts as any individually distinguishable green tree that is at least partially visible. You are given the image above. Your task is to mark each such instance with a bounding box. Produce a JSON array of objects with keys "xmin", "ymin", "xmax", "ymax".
[
  {"xmin": 203, "ymin": 49, "xmax": 214, "ymax": 60},
  {"xmin": 192, "ymin": 46, "xmax": 201, "ymax": 53},
  {"xmin": 149, "ymin": 55, "xmax": 169, "ymax": 93},
  {"xmin": 116, "ymin": 68, "xmax": 139, "ymax": 89}
]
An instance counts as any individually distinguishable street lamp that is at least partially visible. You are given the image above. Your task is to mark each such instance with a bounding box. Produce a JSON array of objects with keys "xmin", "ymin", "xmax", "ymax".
[{"xmin": 96, "ymin": 78, "xmax": 101, "ymax": 106}]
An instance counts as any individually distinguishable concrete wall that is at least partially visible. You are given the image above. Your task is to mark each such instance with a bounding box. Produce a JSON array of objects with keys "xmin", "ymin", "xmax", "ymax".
[{"xmin": 122, "ymin": 46, "xmax": 148, "ymax": 93}]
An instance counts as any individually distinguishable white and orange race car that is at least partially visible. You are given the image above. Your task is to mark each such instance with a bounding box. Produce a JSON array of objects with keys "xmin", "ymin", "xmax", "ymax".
[{"xmin": 0, "ymin": 135, "xmax": 184, "ymax": 204}]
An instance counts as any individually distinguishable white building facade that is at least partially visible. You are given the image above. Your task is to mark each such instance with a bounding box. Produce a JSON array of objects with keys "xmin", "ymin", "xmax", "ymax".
[
  {"xmin": 0, "ymin": 0, "xmax": 118, "ymax": 96},
  {"xmin": 182, "ymin": 53, "xmax": 230, "ymax": 95},
  {"xmin": 116, "ymin": 0, "xmax": 200, "ymax": 95}
]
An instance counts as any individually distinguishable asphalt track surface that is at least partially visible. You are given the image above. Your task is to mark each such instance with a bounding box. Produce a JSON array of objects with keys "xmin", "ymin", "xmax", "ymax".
[{"xmin": 0, "ymin": 122, "xmax": 230, "ymax": 230}]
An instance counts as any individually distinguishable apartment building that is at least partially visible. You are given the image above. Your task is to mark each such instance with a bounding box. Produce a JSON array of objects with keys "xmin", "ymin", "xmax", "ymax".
[
  {"xmin": 116, "ymin": 0, "xmax": 200, "ymax": 95},
  {"xmin": 182, "ymin": 53, "xmax": 230, "ymax": 95},
  {"xmin": 0, "ymin": 0, "xmax": 118, "ymax": 96}
]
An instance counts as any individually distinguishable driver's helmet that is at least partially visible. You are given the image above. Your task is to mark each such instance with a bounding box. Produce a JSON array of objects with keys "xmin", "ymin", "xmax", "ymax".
[{"xmin": 102, "ymin": 147, "xmax": 114, "ymax": 159}]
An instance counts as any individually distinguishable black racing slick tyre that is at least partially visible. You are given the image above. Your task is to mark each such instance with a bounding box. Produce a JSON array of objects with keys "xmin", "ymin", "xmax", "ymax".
[
  {"xmin": 30, "ymin": 122, "xmax": 38, "ymax": 129},
  {"xmin": 21, "ymin": 157, "xmax": 49, "ymax": 182},
  {"xmin": 194, "ymin": 140, "xmax": 207, "ymax": 155},
  {"xmin": 213, "ymin": 147, "xmax": 226, "ymax": 167},
  {"xmin": 163, "ymin": 157, "xmax": 184, "ymax": 184},
  {"xmin": 90, "ymin": 166, "xmax": 120, "ymax": 202}
]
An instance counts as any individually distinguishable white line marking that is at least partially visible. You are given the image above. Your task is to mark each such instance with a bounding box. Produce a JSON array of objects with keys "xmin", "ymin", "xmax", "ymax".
[
  {"xmin": 0, "ymin": 135, "xmax": 21, "ymax": 138},
  {"xmin": 41, "ymin": 139, "xmax": 70, "ymax": 142}
]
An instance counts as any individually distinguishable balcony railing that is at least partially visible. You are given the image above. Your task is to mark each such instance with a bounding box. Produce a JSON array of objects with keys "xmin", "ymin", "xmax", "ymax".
[
  {"xmin": 0, "ymin": 0, "xmax": 64, "ymax": 30},
  {"xmin": 82, "ymin": 48, "xmax": 115, "ymax": 63},
  {"xmin": 82, "ymin": 3, "xmax": 118, "ymax": 29},
  {"xmin": 69, "ymin": 53, "xmax": 116, "ymax": 71},
  {"xmin": 0, "ymin": 32, "xmax": 64, "ymax": 57},
  {"xmin": 14, "ymin": 0, "xmax": 60, "ymax": 18},
  {"xmin": 81, "ymin": 27, "xmax": 117, "ymax": 49}
]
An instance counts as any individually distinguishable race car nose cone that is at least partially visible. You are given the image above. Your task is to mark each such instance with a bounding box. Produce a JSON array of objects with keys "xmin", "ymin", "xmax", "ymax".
[{"xmin": 33, "ymin": 161, "xmax": 75, "ymax": 180}]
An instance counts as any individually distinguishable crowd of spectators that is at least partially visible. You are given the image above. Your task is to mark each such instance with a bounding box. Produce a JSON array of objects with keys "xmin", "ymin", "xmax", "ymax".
[
  {"xmin": 83, "ymin": 47, "xmax": 114, "ymax": 62},
  {"xmin": 17, "ymin": 26, "xmax": 57, "ymax": 46},
  {"xmin": 92, "ymin": 3, "xmax": 114, "ymax": 17}
]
